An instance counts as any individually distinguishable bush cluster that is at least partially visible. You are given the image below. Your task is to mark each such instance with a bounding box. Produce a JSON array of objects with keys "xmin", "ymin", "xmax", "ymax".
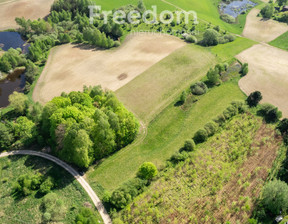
[
  {"xmin": 257, "ymin": 103, "xmax": 282, "ymax": 123},
  {"xmin": 190, "ymin": 81, "xmax": 208, "ymax": 95},
  {"xmin": 12, "ymin": 173, "xmax": 54, "ymax": 196}
]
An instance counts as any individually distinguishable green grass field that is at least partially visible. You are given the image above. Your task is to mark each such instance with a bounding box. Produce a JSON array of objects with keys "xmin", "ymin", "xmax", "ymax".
[
  {"xmin": 115, "ymin": 44, "xmax": 216, "ymax": 123},
  {"xmin": 94, "ymin": 0, "xmax": 259, "ymax": 34},
  {"xmin": 87, "ymin": 77, "xmax": 245, "ymax": 192},
  {"xmin": 0, "ymin": 155, "xmax": 103, "ymax": 224},
  {"xmin": 211, "ymin": 37, "xmax": 257, "ymax": 62},
  {"xmin": 269, "ymin": 31, "xmax": 288, "ymax": 51}
]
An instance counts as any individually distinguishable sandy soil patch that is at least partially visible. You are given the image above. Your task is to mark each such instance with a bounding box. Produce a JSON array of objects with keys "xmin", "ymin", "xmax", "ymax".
[
  {"xmin": 237, "ymin": 43, "xmax": 288, "ymax": 117},
  {"xmin": 242, "ymin": 8, "xmax": 288, "ymax": 42},
  {"xmin": 0, "ymin": 0, "xmax": 54, "ymax": 31},
  {"xmin": 33, "ymin": 34, "xmax": 186, "ymax": 104}
]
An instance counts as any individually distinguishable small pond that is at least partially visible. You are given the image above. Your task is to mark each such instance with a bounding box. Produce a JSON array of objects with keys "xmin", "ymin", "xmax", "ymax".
[
  {"xmin": 0, "ymin": 69, "xmax": 26, "ymax": 108},
  {"xmin": 0, "ymin": 32, "xmax": 28, "ymax": 108},
  {"xmin": 220, "ymin": 0, "xmax": 257, "ymax": 18},
  {"xmin": 0, "ymin": 32, "xmax": 29, "ymax": 52}
]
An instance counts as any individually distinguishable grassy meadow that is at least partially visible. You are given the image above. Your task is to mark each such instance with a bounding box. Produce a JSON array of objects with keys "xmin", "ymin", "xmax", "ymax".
[
  {"xmin": 211, "ymin": 37, "xmax": 257, "ymax": 62},
  {"xmin": 115, "ymin": 44, "xmax": 216, "ymax": 123},
  {"xmin": 0, "ymin": 156, "xmax": 103, "ymax": 224},
  {"xmin": 87, "ymin": 75, "xmax": 246, "ymax": 193},
  {"xmin": 270, "ymin": 31, "xmax": 288, "ymax": 51}
]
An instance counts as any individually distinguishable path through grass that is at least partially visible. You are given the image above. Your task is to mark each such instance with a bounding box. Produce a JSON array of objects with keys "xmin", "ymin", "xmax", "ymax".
[
  {"xmin": 0, "ymin": 155, "xmax": 103, "ymax": 224},
  {"xmin": 87, "ymin": 78, "xmax": 245, "ymax": 192}
]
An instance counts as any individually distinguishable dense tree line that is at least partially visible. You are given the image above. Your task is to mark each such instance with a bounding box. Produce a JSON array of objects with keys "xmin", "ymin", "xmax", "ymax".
[{"xmin": 1, "ymin": 86, "xmax": 139, "ymax": 168}]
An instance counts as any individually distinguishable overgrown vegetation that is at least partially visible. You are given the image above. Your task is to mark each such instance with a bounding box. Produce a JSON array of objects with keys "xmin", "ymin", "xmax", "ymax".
[
  {"xmin": 112, "ymin": 110, "xmax": 282, "ymax": 223},
  {"xmin": 0, "ymin": 155, "xmax": 103, "ymax": 223},
  {"xmin": 260, "ymin": 0, "xmax": 288, "ymax": 23}
]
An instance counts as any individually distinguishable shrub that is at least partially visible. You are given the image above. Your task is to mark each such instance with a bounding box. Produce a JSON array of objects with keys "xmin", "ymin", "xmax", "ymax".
[
  {"xmin": 185, "ymin": 35, "xmax": 197, "ymax": 43},
  {"xmin": 202, "ymin": 29, "xmax": 220, "ymax": 46},
  {"xmin": 43, "ymin": 212, "xmax": 51, "ymax": 222},
  {"xmin": 207, "ymin": 68, "xmax": 220, "ymax": 86},
  {"xmin": 220, "ymin": 14, "xmax": 236, "ymax": 23},
  {"xmin": 137, "ymin": 162, "xmax": 158, "ymax": 181},
  {"xmin": 75, "ymin": 207, "xmax": 101, "ymax": 224},
  {"xmin": 246, "ymin": 91, "xmax": 262, "ymax": 107},
  {"xmin": 171, "ymin": 151, "xmax": 189, "ymax": 163},
  {"xmin": 190, "ymin": 82, "xmax": 208, "ymax": 95},
  {"xmin": 241, "ymin": 63, "xmax": 249, "ymax": 76},
  {"xmin": 14, "ymin": 116, "xmax": 37, "ymax": 146},
  {"xmin": 8, "ymin": 92, "xmax": 28, "ymax": 114},
  {"xmin": 223, "ymin": 105, "xmax": 238, "ymax": 120},
  {"xmin": 39, "ymin": 177, "xmax": 54, "ymax": 194},
  {"xmin": 179, "ymin": 91, "xmax": 187, "ymax": 103},
  {"xmin": 262, "ymin": 180, "xmax": 288, "ymax": 215},
  {"xmin": 277, "ymin": 118, "xmax": 288, "ymax": 134},
  {"xmin": 214, "ymin": 113, "xmax": 227, "ymax": 126},
  {"xmin": 193, "ymin": 129, "xmax": 208, "ymax": 143},
  {"xmin": 204, "ymin": 122, "xmax": 218, "ymax": 137},
  {"xmin": 224, "ymin": 34, "xmax": 236, "ymax": 42},
  {"xmin": 110, "ymin": 178, "xmax": 147, "ymax": 209},
  {"xmin": 258, "ymin": 103, "xmax": 282, "ymax": 123},
  {"xmin": 183, "ymin": 139, "xmax": 196, "ymax": 151},
  {"xmin": 0, "ymin": 123, "xmax": 14, "ymax": 151},
  {"xmin": 261, "ymin": 4, "xmax": 274, "ymax": 18},
  {"xmin": 114, "ymin": 41, "xmax": 121, "ymax": 47}
]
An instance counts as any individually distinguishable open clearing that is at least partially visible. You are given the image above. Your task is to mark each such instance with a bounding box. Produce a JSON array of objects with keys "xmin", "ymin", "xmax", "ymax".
[
  {"xmin": 237, "ymin": 44, "xmax": 288, "ymax": 117},
  {"xmin": 88, "ymin": 78, "xmax": 245, "ymax": 192},
  {"xmin": 242, "ymin": 8, "xmax": 288, "ymax": 42},
  {"xmin": 0, "ymin": 0, "xmax": 54, "ymax": 31},
  {"xmin": 33, "ymin": 34, "xmax": 186, "ymax": 104}
]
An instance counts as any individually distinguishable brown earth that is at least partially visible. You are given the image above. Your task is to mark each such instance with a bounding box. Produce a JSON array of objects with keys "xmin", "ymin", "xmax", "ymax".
[
  {"xmin": 0, "ymin": 0, "xmax": 54, "ymax": 31},
  {"xmin": 242, "ymin": 8, "xmax": 288, "ymax": 42},
  {"xmin": 33, "ymin": 33, "xmax": 186, "ymax": 104},
  {"xmin": 237, "ymin": 43, "xmax": 288, "ymax": 118}
]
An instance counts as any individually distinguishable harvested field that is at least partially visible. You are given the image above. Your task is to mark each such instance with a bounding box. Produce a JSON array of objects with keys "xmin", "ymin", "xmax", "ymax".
[
  {"xmin": 0, "ymin": 0, "xmax": 54, "ymax": 31},
  {"xmin": 237, "ymin": 44, "xmax": 288, "ymax": 117},
  {"xmin": 242, "ymin": 8, "xmax": 288, "ymax": 42},
  {"xmin": 33, "ymin": 34, "xmax": 186, "ymax": 104}
]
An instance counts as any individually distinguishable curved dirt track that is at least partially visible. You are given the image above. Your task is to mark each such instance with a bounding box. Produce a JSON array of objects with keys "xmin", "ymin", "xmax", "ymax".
[
  {"xmin": 242, "ymin": 8, "xmax": 288, "ymax": 42},
  {"xmin": 0, "ymin": 150, "xmax": 112, "ymax": 224},
  {"xmin": 33, "ymin": 33, "xmax": 186, "ymax": 104},
  {"xmin": 0, "ymin": 0, "xmax": 54, "ymax": 31},
  {"xmin": 237, "ymin": 43, "xmax": 288, "ymax": 118}
]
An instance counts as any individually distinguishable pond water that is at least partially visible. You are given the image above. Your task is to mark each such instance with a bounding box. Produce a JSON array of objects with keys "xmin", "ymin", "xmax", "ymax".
[
  {"xmin": 220, "ymin": 0, "xmax": 257, "ymax": 18},
  {"xmin": 0, "ymin": 32, "xmax": 28, "ymax": 108},
  {"xmin": 0, "ymin": 32, "xmax": 29, "ymax": 52},
  {"xmin": 0, "ymin": 69, "xmax": 26, "ymax": 108}
]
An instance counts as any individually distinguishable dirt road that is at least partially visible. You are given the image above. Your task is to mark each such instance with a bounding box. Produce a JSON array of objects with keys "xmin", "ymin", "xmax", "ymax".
[{"xmin": 0, "ymin": 150, "xmax": 112, "ymax": 224}]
